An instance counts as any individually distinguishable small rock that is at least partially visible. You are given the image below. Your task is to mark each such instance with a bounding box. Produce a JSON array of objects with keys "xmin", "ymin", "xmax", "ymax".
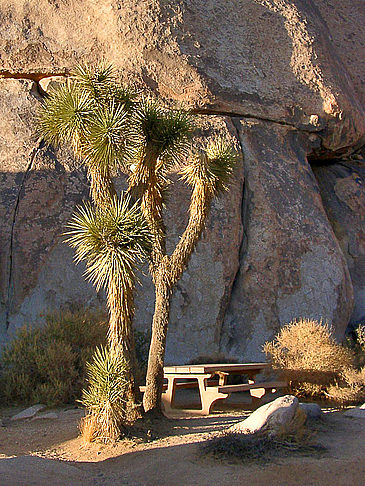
[
  {"xmin": 229, "ymin": 395, "xmax": 299, "ymax": 435},
  {"xmin": 38, "ymin": 76, "xmax": 66, "ymax": 93},
  {"xmin": 11, "ymin": 404, "xmax": 46, "ymax": 421},
  {"xmin": 344, "ymin": 403, "xmax": 365, "ymax": 418},
  {"xmin": 299, "ymin": 403, "xmax": 323, "ymax": 419},
  {"xmin": 31, "ymin": 412, "xmax": 58, "ymax": 421}
]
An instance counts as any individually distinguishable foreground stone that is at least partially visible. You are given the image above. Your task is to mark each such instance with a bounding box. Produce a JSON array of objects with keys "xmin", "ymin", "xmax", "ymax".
[
  {"xmin": 31, "ymin": 412, "xmax": 58, "ymax": 421},
  {"xmin": 299, "ymin": 403, "xmax": 323, "ymax": 419},
  {"xmin": 344, "ymin": 403, "xmax": 365, "ymax": 418},
  {"xmin": 11, "ymin": 404, "xmax": 46, "ymax": 421},
  {"xmin": 229, "ymin": 395, "xmax": 302, "ymax": 435}
]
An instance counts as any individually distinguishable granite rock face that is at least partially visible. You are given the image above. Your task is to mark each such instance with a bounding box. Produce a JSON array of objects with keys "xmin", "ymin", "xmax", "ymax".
[
  {"xmin": 313, "ymin": 161, "xmax": 365, "ymax": 326},
  {"xmin": 0, "ymin": 1, "xmax": 364, "ymax": 149},
  {"xmin": 221, "ymin": 121, "xmax": 354, "ymax": 360},
  {"xmin": 0, "ymin": 0, "xmax": 364, "ymax": 362}
]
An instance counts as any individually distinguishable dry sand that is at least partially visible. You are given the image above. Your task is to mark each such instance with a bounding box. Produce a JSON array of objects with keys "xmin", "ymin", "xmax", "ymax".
[{"xmin": 0, "ymin": 401, "xmax": 364, "ymax": 486}]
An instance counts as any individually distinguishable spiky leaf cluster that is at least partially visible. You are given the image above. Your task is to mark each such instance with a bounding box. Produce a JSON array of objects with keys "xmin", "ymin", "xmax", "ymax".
[
  {"xmin": 82, "ymin": 102, "xmax": 138, "ymax": 175},
  {"xmin": 38, "ymin": 81, "xmax": 94, "ymax": 151},
  {"xmin": 65, "ymin": 194, "xmax": 151, "ymax": 292},
  {"xmin": 180, "ymin": 138, "xmax": 238, "ymax": 195},
  {"xmin": 133, "ymin": 97, "xmax": 194, "ymax": 173},
  {"xmin": 38, "ymin": 63, "xmax": 139, "ymax": 176},
  {"xmin": 72, "ymin": 63, "xmax": 137, "ymax": 110},
  {"xmin": 81, "ymin": 346, "xmax": 128, "ymax": 413}
]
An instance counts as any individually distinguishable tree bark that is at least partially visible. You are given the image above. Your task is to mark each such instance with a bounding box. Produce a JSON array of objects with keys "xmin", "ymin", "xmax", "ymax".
[
  {"xmin": 108, "ymin": 279, "xmax": 142, "ymax": 419},
  {"xmin": 143, "ymin": 274, "xmax": 172, "ymax": 414}
]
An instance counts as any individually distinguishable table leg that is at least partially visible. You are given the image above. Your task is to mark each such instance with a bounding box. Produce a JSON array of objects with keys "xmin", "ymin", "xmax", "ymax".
[
  {"xmin": 248, "ymin": 373, "xmax": 266, "ymax": 401},
  {"xmin": 161, "ymin": 376, "xmax": 176, "ymax": 413},
  {"xmin": 198, "ymin": 375, "xmax": 229, "ymax": 415}
]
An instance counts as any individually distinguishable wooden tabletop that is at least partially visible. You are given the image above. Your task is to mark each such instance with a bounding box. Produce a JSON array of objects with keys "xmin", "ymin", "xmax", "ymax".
[{"xmin": 164, "ymin": 363, "xmax": 270, "ymax": 374}]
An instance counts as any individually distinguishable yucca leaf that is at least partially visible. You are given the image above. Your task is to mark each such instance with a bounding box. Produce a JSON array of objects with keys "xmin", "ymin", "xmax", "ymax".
[
  {"xmin": 38, "ymin": 80, "xmax": 94, "ymax": 150},
  {"xmin": 65, "ymin": 194, "xmax": 151, "ymax": 292},
  {"xmin": 132, "ymin": 97, "xmax": 193, "ymax": 173},
  {"xmin": 180, "ymin": 138, "xmax": 238, "ymax": 195},
  {"xmin": 82, "ymin": 102, "xmax": 136, "ymax": 175}
]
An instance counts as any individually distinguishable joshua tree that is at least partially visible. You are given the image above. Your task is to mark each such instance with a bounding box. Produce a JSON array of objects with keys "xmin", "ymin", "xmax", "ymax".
[
  {"xmin": 67, "ymin": 196, "xmax": 151, "ymax": 436},
  {"xmin": 38, "ymin": 64, "xmax": 238, "ymax": 416},
  {"xmin": 37, "ymin": 65, "xmax": 151, "ymax": 420},
  {"xmin": 128, "ymin": 120, "xmax": 238, "ymax": 413}
]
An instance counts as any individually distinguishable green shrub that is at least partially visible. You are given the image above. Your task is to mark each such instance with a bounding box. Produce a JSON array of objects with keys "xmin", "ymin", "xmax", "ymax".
[{"xmin": 0, "ymin": 310, "xmax": 108, "ymax": 406}]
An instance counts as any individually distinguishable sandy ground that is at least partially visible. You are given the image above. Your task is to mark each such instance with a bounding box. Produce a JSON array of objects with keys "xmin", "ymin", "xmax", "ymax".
[{"xmin": 1, "ymin": 396, "xmax": 365, "ymax": 486}]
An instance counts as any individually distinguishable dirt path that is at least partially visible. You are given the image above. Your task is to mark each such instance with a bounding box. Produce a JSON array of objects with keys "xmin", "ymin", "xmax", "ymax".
[{"xmin": 1, "ymin": 405, "xmax": 364, "ymax": 486}]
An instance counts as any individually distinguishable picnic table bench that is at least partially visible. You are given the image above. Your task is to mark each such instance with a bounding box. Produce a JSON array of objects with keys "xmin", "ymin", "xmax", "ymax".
[{"xmin": 140, "ymin": 363, "xmax": 287, "ymax": 415}]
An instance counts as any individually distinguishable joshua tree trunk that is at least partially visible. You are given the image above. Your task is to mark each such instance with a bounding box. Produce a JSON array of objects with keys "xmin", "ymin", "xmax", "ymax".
[
  {"xmin": 88, "ymin": 167, "xmax": 116, "ymax": 209},
  {"xmin": 143, "ymin": 273, "xmax": 172, "ymax": 413},
  {"xmin": 143, "ymin": 184, "xmax": 212, "ymax": 414},
  {"xmin": 108, "ymin": 278, "xmax": 142, "ymax": 418}
]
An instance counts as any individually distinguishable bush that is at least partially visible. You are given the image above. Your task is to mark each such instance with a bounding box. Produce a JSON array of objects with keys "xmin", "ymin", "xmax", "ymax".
[
  {"xmin": 200, "ymin": 430, "xmax": 326, "ymax": 464},
  {"xmin": 80, "ymin": 346, "xmax": 129, "ymax": 443},
  {"xmin": 0, "ymin": 310, "xmax": 108, "ymax": 406},
  {"xmin": 0, "ymin": 310, "xmax": 151, "ymax": 407},
  {"xmin": 263, "ymin": 318, "xmax": 355, "ymax": 400}
]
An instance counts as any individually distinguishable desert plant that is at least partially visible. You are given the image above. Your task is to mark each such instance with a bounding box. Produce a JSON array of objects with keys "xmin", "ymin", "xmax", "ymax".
[
  {"xmin": 263, "ymin": 318, "xmax": 355, "ymax": 399},
  {"xmin": 65, "ymin": 193, "xmax": 151, "ymax": 422},
  {"xmin": 38, "ymin": 63, "xmax": 239, "ymax": 416},
  {"xmin": 0, "ymin": 310, "xmax": 107, "ymax": 406},
  {"xmin": 200, "ymin": 429, "xmax": 326, "ymax": 464},
  {"xmin": 131, "ymin": 127, "xmax": 238, "ymax": 414},
  {"xmin": 80, "ymin": 346, "xmax": 129, "ymax": 443},
  {"xmin": 327, "ymin": 366, "xmax": 365, "ymax": 405}
]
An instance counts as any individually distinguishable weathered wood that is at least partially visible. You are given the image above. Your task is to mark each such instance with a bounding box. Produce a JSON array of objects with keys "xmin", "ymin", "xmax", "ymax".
[
  {"xmin": 164, "ymin": 363, "xmax": 270, "ymax": 375},
  {"xmin": 141, "ymin": 363, "xmax": 285, "ymax": 415},
  {"xmin": 217, "ymin": 381, "xmax": 287, "ymax": 393}
]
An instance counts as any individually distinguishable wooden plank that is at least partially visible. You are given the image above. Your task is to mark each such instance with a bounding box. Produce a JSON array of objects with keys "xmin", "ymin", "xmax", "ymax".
[
  {"xmin": 218, "ymin": 381, "xmax": 287, "ymax": 393},
  {"xmin": 140, "ymin": 380, "xmax": 219, "ymax": 393},
  {"xmin": 164, "ymin": 363, "xmax": 270, "ymax": 375}
]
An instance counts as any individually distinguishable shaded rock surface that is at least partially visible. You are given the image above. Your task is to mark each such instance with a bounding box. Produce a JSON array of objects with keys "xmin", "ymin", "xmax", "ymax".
[
  {"xmin": 221, "ymin": 121, "xmax": 354, "ymax": 360},
  {"xmin": 313, "ymin": 161, "xmax": 365, "ymax": 326},
  {"xmin": 230, "ymin": 395, "xmax": 301, "ymax": 435},
  {"xmin": 343, "ymin": 403, "xmax": 365, "ymax": 418},
  {"xmin": 0, "ymin": 0, "xmax": 364, "ymax": 362},
  {"xmin": 299, "ymin": 403, "xmax": 323, "ymax": 419}
]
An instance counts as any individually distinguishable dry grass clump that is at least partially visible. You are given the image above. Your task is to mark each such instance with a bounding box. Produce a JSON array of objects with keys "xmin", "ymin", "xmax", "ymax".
[
  {"xmin": 263, "ymin": 318, "xmax": 365, "ymax": 403},
  {"xmin": 200, "ymin": 429, "xmax": 326, "ymax": 464}
]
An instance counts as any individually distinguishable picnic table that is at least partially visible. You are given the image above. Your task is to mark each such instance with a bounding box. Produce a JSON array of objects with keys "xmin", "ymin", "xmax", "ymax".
[{"xmin": 159, "ymin": 363, "xmax": 287, "ymax": 415}]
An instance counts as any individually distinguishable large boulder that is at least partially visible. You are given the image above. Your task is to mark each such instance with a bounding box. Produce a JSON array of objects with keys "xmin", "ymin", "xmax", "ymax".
[
  {"xmin": 0, "ymin": 0, "xmax": 364, "ymax": 150},
  {"xmin": 229, "ymin": 395, "xmax": 302, "ymax": 435},
  {"xmin": 0, "ymin": 0, "xmax": 364, "ymax": 361},
  {"xmin": 313, "ymin": 161, "xmax": 365, "ymax": 326},
  {"xmin": 221, "ymin": 121, "xmax": 354, "ymax": 360}
]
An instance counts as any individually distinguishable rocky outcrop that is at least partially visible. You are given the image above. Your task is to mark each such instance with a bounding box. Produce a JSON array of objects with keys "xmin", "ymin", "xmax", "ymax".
[
  {"xmin": 313, "ymin": 161, "xmax": 365, "ymax": 326},
  {"xmin": 221, "ymin": 121, "xmax": 354, "ymax": 360},
  {"xmin": 0, "ymin": 1, "xmax": 364, "ymax": 361}
]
